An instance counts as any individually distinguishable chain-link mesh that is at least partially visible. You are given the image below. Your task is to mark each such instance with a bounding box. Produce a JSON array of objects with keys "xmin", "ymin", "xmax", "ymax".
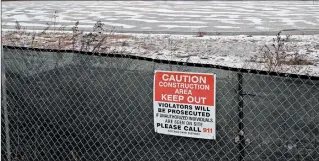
[{"xmin": 1, "ymin": 46, "xmax": 319, "ymax": 161}]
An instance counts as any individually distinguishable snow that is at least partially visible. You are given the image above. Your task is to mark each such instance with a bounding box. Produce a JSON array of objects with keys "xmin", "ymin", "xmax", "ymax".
[
  {"xmin": 2, "ymin": 1, "xmax": 318, "ymax": 33},
  {"xmin": 84, "ymin": 5, "xmax": 116, "ymax": 8},
  {"xmin": 103, "ymin": 22, "xmax": 136, "ymax": 29},
  {"xmin": 296, "ymin": 20, "xmax": 317, "ymax": 26},
  {"xmin": 157, "ymin": 13, "xmax": 202, "ymax": 18},
  {"xmin": 104, "ymin": 18, "xmax": 120, "ymax": 21},
  {"xmin": 158, "ymin": 25, "xmax": 208, "ymax": 29},
  {"xmin": 232, "ymin": 8, "xmax": 256, "ymax": 12},
  {"xmin": 126, "ymin": 18, "xmax": 208, "ymax": 24},
  {"xmin": 139, "ymin": 8, "xmax": 224, "ymax": 14},
  {"xmin": 141, "ymin": 27, "xmax": 151, "ymax": 30},
  {"xmin": 255, "ymin": 26, "xmax": 270, "ymax": 30},
  {"xmin": 220, "ymin": 20, "xmax": 243, "ymax": 25},
  {"xmin": 3, "ymin": 22, "xmax": 135, "ymax": 29},
  {"xmin": 2, "ymin": 29, "xmax": 319, "ymax": 76},
  {"xmin": 5, "ymin": 22, "xmax": 48, "ymax": 27},
  {"xmin": 64, "ymin": 23, "xmax": 136, "ymax": 29},
  {"xmin": 2, "ymin": 1, "xmax": 319, "ymax": 76},
  {"xmin": 32, "ymin": 15, "xmax": 52, "ymax": 21},
  {"xmin": 199, "ymin": 6, "xmax": 233, "ymax": 9},
  {"xmin": 214, "ymin": 26, "xmax": 240, "ymax": 29},
  {"xmin": 102, "ymin": 10, "xmax": 141, "ymax": 16},
  {"xmin": 9, "ymin": 14, "xmax": 30, "ymax": 21},
  {"xmin": 280, "ymin": 18, "xmax": 296, "ymax": 26},
  {"xmin": 244, "ymin": 17, "xmax": 263, "ymax": 25}
]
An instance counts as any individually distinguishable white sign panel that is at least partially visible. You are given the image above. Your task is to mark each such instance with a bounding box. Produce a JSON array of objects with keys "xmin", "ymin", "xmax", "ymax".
[{"xmin": 153, "ymin": 70, "xmax": 216, "ymax": 140}]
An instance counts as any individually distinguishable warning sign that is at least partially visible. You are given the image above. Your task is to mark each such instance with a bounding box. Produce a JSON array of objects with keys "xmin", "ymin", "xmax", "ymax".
[{"xmin": 153, "ymin": 70, "xmax": 216, "ymax": 140}]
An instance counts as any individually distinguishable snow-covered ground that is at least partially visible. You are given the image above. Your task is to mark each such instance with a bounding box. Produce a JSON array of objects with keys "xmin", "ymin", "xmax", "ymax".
[
  {"xmin": 2, "ymin": 1, "xmax": 319, "ymax": 76},
  {"xmin": 2, "ymin": 1, "xmax": 319, "ymax": 34},
  {"xmin": 2, "ymin": 29, "xmax": 319, "ymax": 76}
]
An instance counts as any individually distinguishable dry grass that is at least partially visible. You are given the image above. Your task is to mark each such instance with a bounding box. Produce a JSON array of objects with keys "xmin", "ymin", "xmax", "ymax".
[
  {"xmin": 141, "ymin": 43, "xmax": 154, "ymax": 50},
  {"xmin": 282, "ymin": 58, "xmax": 313, "ymax": 66},
  {"xmin": 2, "ymin": 18, "xmax": 140, "ymax": 53},
  {"xmin": 2, "ymin": 14, "xmax": 317, "ymax": 76},
  {"xmin": 249, "ymin": 31, "xmax": 314, "ymax": 73}
]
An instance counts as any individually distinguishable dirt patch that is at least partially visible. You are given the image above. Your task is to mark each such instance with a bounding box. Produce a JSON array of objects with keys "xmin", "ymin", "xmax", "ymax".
[{"xmin": 283, "ymin": 58, "xmax": 313, "ymax": 65}]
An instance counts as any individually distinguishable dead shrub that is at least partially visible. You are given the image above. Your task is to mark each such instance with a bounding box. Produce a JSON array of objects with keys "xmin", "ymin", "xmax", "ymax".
[{"xmin": 253, "ymin": 32, "xmax": 313, "ymax": 72}]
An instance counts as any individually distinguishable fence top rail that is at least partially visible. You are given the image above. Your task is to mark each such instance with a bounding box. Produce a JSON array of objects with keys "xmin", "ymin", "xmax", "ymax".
[{"xmin": 3, "ymin": 45, "xmax": 319, "ymax": 80}]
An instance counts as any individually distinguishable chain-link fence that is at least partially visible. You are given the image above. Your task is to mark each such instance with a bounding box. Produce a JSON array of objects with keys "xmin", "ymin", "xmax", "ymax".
[{"xmin": 1, "ymin": 46, "xmax": 319, "ymax": 161}]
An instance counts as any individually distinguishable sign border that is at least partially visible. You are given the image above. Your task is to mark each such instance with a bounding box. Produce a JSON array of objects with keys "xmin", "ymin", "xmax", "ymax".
[{"xmin": 153, "ymin": 70, "xmax": 217, "ymax": 140}]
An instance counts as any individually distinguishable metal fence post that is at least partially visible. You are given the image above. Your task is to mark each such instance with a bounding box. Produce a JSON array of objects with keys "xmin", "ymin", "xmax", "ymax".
[
  {"xmin": 237, "ymin": 73, "xmax": 245, "ymax": 161},
  {"xmin": 2, "ymin": 45, "xmax": 11, "ymax": 161}
]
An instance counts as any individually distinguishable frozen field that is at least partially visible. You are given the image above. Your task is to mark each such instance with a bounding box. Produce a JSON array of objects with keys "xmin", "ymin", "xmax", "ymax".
[
  {"xmin": 2, "ymin": 1, "xmax": 319, "ymax": 34},
  {"xmin": 2, "ymin": 30, "xmax": 319, "ymax": 76},
  {"xmin": 2, "ymin": 1, "xmax": 319, "ymax": 76}
]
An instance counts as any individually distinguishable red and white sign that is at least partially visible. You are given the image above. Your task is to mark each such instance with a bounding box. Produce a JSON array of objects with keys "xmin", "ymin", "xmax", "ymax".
[{"xmin": 153, "ymin": 70, "xmax": 216, "ymax": 140}]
